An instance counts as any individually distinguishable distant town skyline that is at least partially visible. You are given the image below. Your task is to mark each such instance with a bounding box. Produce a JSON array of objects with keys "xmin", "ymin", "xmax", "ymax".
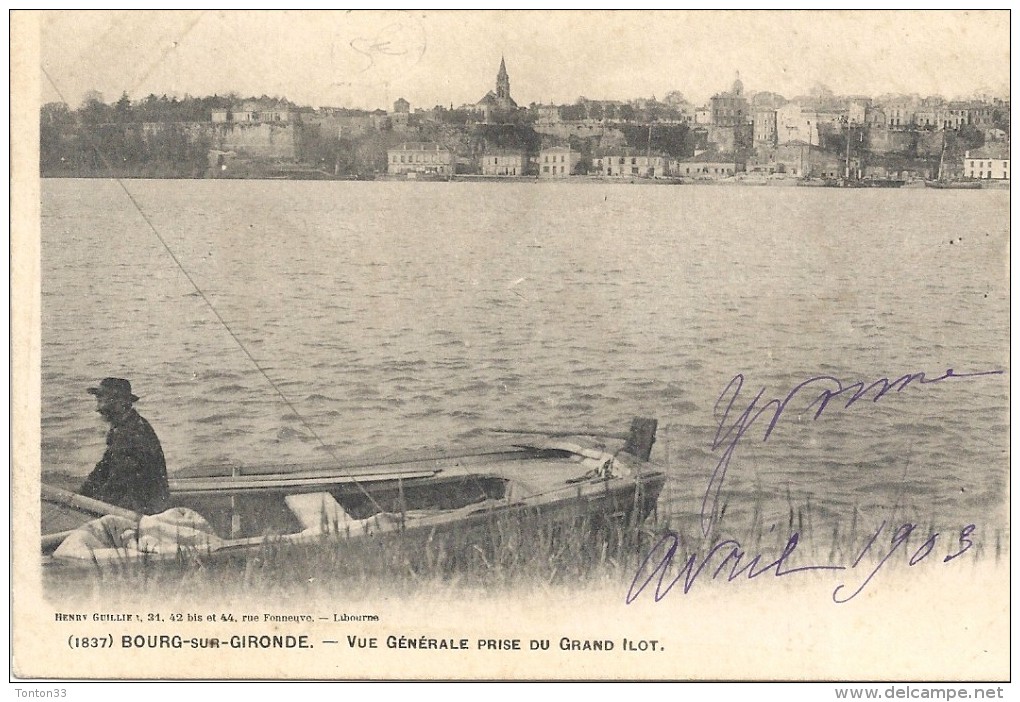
[{"xmin": 40, "ymin": 10, "xmax": 1009, "ymax": 111}]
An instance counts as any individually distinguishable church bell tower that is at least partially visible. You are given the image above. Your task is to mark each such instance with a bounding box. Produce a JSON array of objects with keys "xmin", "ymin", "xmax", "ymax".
[{"xmin": 496, "ymin": 56, "xmax": 511, "ymax": 101}]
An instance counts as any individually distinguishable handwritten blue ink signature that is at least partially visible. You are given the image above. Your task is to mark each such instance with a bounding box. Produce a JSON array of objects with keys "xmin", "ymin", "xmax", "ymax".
[
  {"xmin": 627, "ymin": 365, "xmax": 1003, "ymax": 604},
  {"xmin": 701, "ymin": 367, "xmax": 1004, "ymax": 536},
  {"xmin": 626, "ymin": 521, "xmax": 976, "ymax": 605}
]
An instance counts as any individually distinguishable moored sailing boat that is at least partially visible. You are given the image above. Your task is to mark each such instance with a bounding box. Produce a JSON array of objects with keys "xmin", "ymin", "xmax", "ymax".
[{"xmin": 926, "ymin": 129, "xmax": 981, "ymax": 189}]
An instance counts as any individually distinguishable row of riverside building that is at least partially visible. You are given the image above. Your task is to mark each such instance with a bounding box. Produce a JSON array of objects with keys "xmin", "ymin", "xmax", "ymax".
[
  {"xmin": 387, "ymin": 144, "xmax": 580, "ymax": 177},
  {"xmin": 388, "ymin": 142, "xmax": 754, "ymax": 179},
  {"xmin": 386, "ymin": 140, "xmax": 1009, "ymax": 181}
]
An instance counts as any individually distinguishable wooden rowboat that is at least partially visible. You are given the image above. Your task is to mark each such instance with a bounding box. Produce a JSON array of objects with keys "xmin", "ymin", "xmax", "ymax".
[{"xmin": 41, "ymin": 418, "xmax": 667, "ymax": 569}]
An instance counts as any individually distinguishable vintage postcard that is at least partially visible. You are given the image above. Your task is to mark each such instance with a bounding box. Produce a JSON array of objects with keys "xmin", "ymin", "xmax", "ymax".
[{"xmin": 11, "ymin": 10, "xmax": 1010, "ymax": 684}]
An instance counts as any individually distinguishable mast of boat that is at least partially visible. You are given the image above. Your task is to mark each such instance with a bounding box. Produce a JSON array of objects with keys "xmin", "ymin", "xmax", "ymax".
[
  {"xmin": 844, "ymin": 117, "xmax": 853, "ymax": 182},
  {"xmin": 646, "ymin": 121, "xmax": 652, "ymax": 176},
  {"xmin": 937, "ymin": 128, "xmax": 947, "ymax": 182}
]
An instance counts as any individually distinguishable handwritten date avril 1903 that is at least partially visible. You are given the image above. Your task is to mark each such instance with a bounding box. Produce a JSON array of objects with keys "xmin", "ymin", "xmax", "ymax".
[
  {"xmin": 626, "ymin": 520, "xmax": 976, "ymax": 605},
  {"xmin": 627, "ymin": 366, "xmax": 1002, "ymax": 605}
]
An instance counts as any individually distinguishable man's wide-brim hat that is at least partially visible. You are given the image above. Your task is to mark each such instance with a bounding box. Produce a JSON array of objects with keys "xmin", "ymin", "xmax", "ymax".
[{"xmin": 87, "ymin": 377, "xmax": 139, "ymax": 402}]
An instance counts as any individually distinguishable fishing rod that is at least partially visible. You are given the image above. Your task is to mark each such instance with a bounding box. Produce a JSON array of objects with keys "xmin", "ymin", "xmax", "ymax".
[{"xmin": 40, "ymin": 67, "xmax": 388, "ymax": 517}]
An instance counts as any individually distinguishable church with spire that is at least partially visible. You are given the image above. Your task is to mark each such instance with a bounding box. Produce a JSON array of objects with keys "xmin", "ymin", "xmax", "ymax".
[{"xmin": 476, "ymin": 56, "xmax": 519, "ymax": 122}]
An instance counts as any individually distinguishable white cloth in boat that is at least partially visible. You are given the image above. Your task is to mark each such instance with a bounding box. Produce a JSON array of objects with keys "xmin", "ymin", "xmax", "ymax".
[
  {"xmin": 53, "ymin": 508, "xmax": 223, "ymax": 560},
  {"xmin": 285, "ymin": 493, "xmax": 403, "ymax": 536},
  {"xmin": 514, "ymin": 440, "xmax": 629, "ymax": 478}
]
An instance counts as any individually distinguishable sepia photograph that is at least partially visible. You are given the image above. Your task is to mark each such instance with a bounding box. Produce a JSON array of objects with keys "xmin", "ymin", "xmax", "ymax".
[{"xmin": 11, "ymin": 9, "xmax": 1011, "ymax": 685}]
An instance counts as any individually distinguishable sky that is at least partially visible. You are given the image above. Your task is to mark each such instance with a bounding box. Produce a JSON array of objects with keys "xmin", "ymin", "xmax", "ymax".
[{"xmin": 38, "ymin": 10, "xmax": 1010, "ymax": 111}]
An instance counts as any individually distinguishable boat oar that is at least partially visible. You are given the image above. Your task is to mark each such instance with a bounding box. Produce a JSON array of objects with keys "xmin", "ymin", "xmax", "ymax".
[
  {"xmin": 487, "ymin": 428, "xmax": 631, "ymax": 440},
  {"xmin": 41, "ymin": 483, "xmax": 142, "ymax": 520},
  {"xmin": 41, "ymin": 484, "xmax": 142, "ymax": 551}
]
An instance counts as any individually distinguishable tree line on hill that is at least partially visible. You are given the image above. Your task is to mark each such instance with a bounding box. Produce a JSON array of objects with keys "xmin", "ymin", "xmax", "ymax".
[
  {"xmin": 40, "ymin": 93, "xmax": 300, "ymax": 177},
  {"xmin": 42, "ymin": 94, "xmax": 231, "ymax": 177}
]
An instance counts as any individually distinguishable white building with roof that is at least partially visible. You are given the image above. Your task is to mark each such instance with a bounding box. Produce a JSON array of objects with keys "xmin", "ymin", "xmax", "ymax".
[
  {"xmin": 387, "ymin": 143, "xmax": 455, "ymax": 176},
  {"xmin": 538, "ymin": 147, "xmax": 578, "ymax": 177},
  {"xmin": 964, "ymin": 146, "xmax": 1010, "ymax": 179}
]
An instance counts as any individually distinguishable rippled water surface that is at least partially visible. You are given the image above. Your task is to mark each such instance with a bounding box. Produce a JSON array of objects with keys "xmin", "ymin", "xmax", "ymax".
[{"xmin": 40, "ymin": 179, "xmax": 1010, "ymax": 535}]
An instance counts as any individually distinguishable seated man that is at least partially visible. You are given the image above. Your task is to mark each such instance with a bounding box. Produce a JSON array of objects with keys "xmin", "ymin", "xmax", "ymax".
[{"xmin": 79, "ymin": 378, "xmax": 171, "ymax": 515}]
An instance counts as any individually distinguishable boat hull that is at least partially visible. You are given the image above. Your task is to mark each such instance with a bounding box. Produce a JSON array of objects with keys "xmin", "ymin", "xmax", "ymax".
[
  {"xmin": 925, "ymin": 180, "xmax": 982, "ymax": 189},
  {"xmin": 42, "ymin": 434, "xmax": 668, "ymax": 573}
]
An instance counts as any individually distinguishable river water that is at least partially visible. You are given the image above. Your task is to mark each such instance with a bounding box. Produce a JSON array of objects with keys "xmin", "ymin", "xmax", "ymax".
[{"xmin": 40, "ymin": 179, "xmax": 1010, "ymax": 539}]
